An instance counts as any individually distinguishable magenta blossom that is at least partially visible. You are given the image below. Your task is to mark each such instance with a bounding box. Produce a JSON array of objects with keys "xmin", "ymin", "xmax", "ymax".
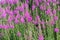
[
  {"xmin": 27, "ymin": 16, "xmax": 32, "ymax": 22},
  {"xmin": 0, "ymin": 24, "xmax": 3, "ymax": 29},
  {"xmin": 40, "ymin": 20, "xmax": 45, "ymax": 24},
  {"xmin": 14, "ymin": 18, "xmax": 19, "ymax": 24},
  {"xmin": 17, "ymin": 31, "xmax": 21, "ymax": 37},
  {"xmin": 1, "ymin": 9, "xmax": 7, "ymax": 18},
  {"xmin": 26, "ymin": 0, "xmax": 29, "ymax": 3},
  {"xmin": 3, "ymin": 25, "xmax": 9, "ymax": 30},
  {"xmin": 9, "ymin": 24, "xmax": 14, "ymax": 29},
  {"xmin": 53, "ymin": 16, "xmax": 58, "ymax": 21},
  {"xmin": 0, "ymin": 0, "xmax": 6, "ymax": 5},
  {"xmin": 40, "ymin": 5, "xmax": 46, "ymax": 10},
  {"xmin": 20, "ymin": 16, "xmax": 25, "ymax": 23},
  {"xmin": 24, "ymin": 11, "xmax": 30, "ymax": 17},
  {"xmin": 45, "ymin": 8, "xmax": 52, "ymax": 15},
  {"xmin": 38, "ymin": 35, "xmax": 44, "ymax": 40},
  {"xmin": 53, "ymin": 9, "xmax": 56, "ymax": 14},
  {"xmin": 50, "ymin": 19, "xmax": 55, "ymax": 26},
  {"xmin": 54, "ymin": 28, "xmax": 59, "ymax": 32},
  {"xmin": 35, "ymin": 0, "xmax": 39, "ymax": 6},
  {"xmin": 32, "ymin": 4, "xmax": 36, "ymax": 11}
]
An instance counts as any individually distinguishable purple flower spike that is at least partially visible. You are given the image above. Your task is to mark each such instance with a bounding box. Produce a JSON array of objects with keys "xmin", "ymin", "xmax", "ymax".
[
  {"xmin": 20, "ymin": 16, "xmax": 25, "ymax": 23},
  {"xmin": 6, "ymin": 0, "xmax": 18, "ymax": 4},
  {"xmin": 50, "ymin": 19, "xmax": 55, "ymax": 26},
  {"xmin": 40, "ymin": 5, "xmax": 46, "ymax": 10},
  {"xmin": 0, "ymin": 0, "xmax": 6, "ymax": 5},
  {"xmin": 54, "ymin": 28, "xmax": 59, "ymax": 32},
  {"xmin": 3, "ymin": 25, "xmax": 9, "ymax": 30},
  {"xmin": 19, "ymin": 4, "xmax": 24, "ymax": 12},
  {"xmin": 45, "ymin": 8, "xmax": 51, "ymax": 15},
  {"xmin": 46, "ymin": 2, "xmax": 50, "ymax": 6},
  {"xmin": 16, "ymin": 13, "xmax": 20, "ymax": 18},
  {"xmin": 54, "ymin": 16, "xmax": 58, "ymax": 21},
  {"xmin": 40, "ymin": 20, "xmax": 45, "ymax": 24},
  {"xmin": 24, "ymin": 11, "xmax": 30, "ymax": 17},
  {"xmin": 53, "ymin": 9, "xmax": 56, "ymax": 14},
  {"xmin": 39, "ymin": 0, "xmax": 42, "ymax": 2},
  {"xmin": 14, "ymin": 18, "xmax": 19, "ymax": 24},
  {"xmin": 17, "ymin": 31, "xmax": 21, "ymax": 37},
  {"xmin": 38, "ymin": 35, "xmax": 44, "ymax": 40},
  {"xmin": 13, "ymin": 0, "xmax": 19, "ymax": 4},
  {"xmin": 35, "ymin": 0, "xmax": 39, "ymax": 6},
  {"xmin": 26, "ymin": 0, "xmax": 29, "ymax": 3},
  {"xmin": 24, "ymin": 3, "xmax": 28, "ymax": 9},
  {"xmin": 47, "ymin": 0, "xmax": 52, "ymax": 2},
  {"xmin": 8, "ymin": 15, "xmax": 14, "ymax": 23},
  {"xmin": 1, "ymin": 9, "xmax": 7, "ymax": 18},
  {"xmin": 32, "ymin": 4, "xmax": 35, "ymax": 11},
  {"xmin": 50, "ymin": 12, "xmax": 53, "ymax": 16},
  {"xmin": 52, "ymin": 0, "xmax": 56, "ymax": 3},
  {"xmin": 58, "ymin": 6, "xmax": 60, "ymax": 11},
  {"xmin": 32, "ymin": 20, "xmax": 38, "ymax": 25},
  {"xmin": 6, "ymin": 0, "xmax": 14, "ymax": 4},
  {"xmin": 0, "ymin": 24, "xmax": 3, "ymax": 29},
  {"xmin": 36, "ymin": 15, "xmax": 40, "ymax": 20},
  {"xmin": 43, "ymin": 0, "xmax": 46, "ymax": 2},
  {"xmin": 10, "ymin": 24, "xmax": 14, "ymax": 29},
  {"xmin": 27, "ymin": 16, "xmax": 32, "ymax": 22}
]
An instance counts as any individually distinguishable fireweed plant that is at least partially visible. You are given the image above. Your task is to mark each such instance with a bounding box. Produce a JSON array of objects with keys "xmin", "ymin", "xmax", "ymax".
[{"xmin": 0, "ymin": 0, "xmax": 60, "ymax": 40}]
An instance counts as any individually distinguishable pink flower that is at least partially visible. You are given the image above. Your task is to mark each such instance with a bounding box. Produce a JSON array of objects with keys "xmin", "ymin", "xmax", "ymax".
[
  {"xmin": 17, "ymin": 31, "xmax": 21, "ymax": 37},
  {"xmin": 49, "ymin": 12, "xmax": 53, "ymax": 16},
  {"xmin": 58, "ymin": 6, "xmax": 60, "ymax": 11},
  {"xmin": 40, "ymin": 5, "xmax": 43, "ymax": 10},
  {"xmin": 47, "ymin": 0, "xmax": 52, "ymax": 2},
  {"xmin": 40, "ymin": 5, "xmax": 46, "ymax": 10},
  {"xmin": 38, "ymin": 35, "xmax": 44, "ymax": 40},
  {"xmin": 1, "ymin": 9, "xmax": 7, "ymax": 18},
  {"xmin": 43, "ymin": 0, "xmax": 46, "ymax": 2},
  {"xmin": 3, "ymin": 25, "xmax": 9, "ymax": 29},
  {"xmin": 26, "ymin": 0, "xmax": 29, "ymax": 3},
  {"xmin": 35, "ymin": 0, "xmax": 39, "ymax": 6},
  {"xmin": 54, "ymin": 28, "xmax": 59, "ymax": 32},
  {"xmin": 18, "ymin": 3, "xmax": 24, "ymax": 12},
  {"xmin": 54, "ymin": 16, "xmax": 58, "ymax": 21},
  {"xmin": 6, "ymin": 0, "xmax": 18, "ymax": 4},
  {"xmin": 9, "ymin": 24, "xmax": 14, "ymax": 29},
  {"xmin": 40, "ymin": 20, "xmax": 45, "ymax": 24},
  {"xmin": 36, "ymin": 15, "xmax": 40, "ymax": 20},
  {"xmin": 53, "ymin": 9, "xmax": 56, "ymax": 14},
  {"xmin": 13, "ymin": 0, "xmax": 19, "ymax": 4},
  {"xmin": 27, "ymin": 16, "xmax": 32, "ymax": 22},
  {"xmin": 24, "ymin": 11, "xmax": 30, "ymax": 17},
  {"xmin": 8, "ymin": 15, "xmax": 14, "ymax": 23},
  {"xmin": 40, "ymin": 20, "xmax": 45, "ymax": 29},
  {"xmin": 6, "ymin": 0, "xmax": 14, "ymax": 4},
  {"xmin": 0, "ymin": 24, "xmax": 3, "ymax": 29},
  {"xmin": 35, "ymin": 15, "xmax": 40, "ymax": 23},
  {"xmin": 20, "ymin": 16, "xmax": 25, "ymax": 23},
  {"xmin": 50, "ymin": 19, "xmax": 55, "ymax": 26},
  {"xmin": 16, "ymin": 13, "xmax": 20, "ymax": 18},
  {"xmin": 0, "ymin": 7, "xmax": 3, "ymax": 12},
  {"xmin": 32, "ymin": 4, "xmax": 35, "ymax": 10},
  {"xmin": 14, "ymin": 18, "xmax": 19, "ymax": 24},
  {"xmin": 45, "ymin": 8, "xmax": 52, "ymax": 15},
  {"xmin": 32, "ymin": 20, "xmax": 38, "ymax": 24},
  {"xmin": 24, "ymin": 3, "xmax": 28, "ymax": 9},
  {"xmin": 39, "ymin": 0, "xmax": 42, "ymax": 2},
  {"xmin": 52, "ymin": 0, "xmax": 56, "ymax": 3},
  {"xmin": 0, "ymin": 0, "xmax": 6, "ymax": 5},
  {"xmin": 46, "ymin": 2, "xmax": 50, "ymax": 6}
]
